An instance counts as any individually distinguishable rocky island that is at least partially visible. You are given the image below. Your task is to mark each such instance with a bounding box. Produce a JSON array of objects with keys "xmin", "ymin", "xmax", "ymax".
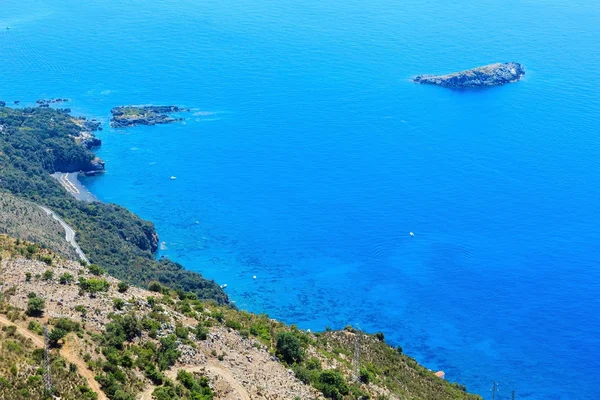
[
  {"xmin": 110, "ymin": 105, "xmax": 190, "ymax": 128},
  {"xmin": 414, "ymin": 62, "xmax": 525, "ymax": 88}
]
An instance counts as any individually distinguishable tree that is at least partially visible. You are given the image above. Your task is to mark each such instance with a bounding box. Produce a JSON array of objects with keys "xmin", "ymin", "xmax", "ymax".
[
  {"xmin": 48, "ymin": 327, "xmax": 68, "ymax": 346},
  {"xmin": 27, "ymin": 296, "xmax": 45, "ymax": 317},
  {"xmin": 276, "ymin": 332, "xmax": 304, "ymax": 364}
]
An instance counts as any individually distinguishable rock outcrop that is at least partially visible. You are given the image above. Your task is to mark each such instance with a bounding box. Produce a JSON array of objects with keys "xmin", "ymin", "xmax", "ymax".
[
  {"xmin": 414, "ymin": 62, "xmax": 525, "ymax": 88},
  {"xmin": 110, "ymin": 105, "xmax": 190, "ymax": 128},
  {"xmin": 36, "ymin": 97, "xmax": 70, "ymax": 106}
]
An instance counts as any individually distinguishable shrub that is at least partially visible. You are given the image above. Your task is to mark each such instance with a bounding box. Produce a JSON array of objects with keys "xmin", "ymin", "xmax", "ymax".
[
  {"xmin": 28, "ymin": 320, "xmax": 44, "ymax": 335},
  {"xmin": 174, "ymin": 324, "xmax": 188, "ymax": 339},
  {"xmin": 225, "ymin": 319, "xmax": 242, "ymax": 330},
  {"xmin": 374, "ymin": 332, "xmax": 385, "ymax": 342},
  {"xmin": 317, "ymin": 370, "xmax": 349, "ymax": 399},
  {"xmin": 54, "ymin": 318, "xmax": 80, "ymax": 332},
  {"xmin": 276, "ymin": 332, "xmax": 304, "ymax": 364},
  {"xmin": 113, "ymin": 298, "xmax": 125, "ymax": 310},
  {"xmin": 59, "ymin": 272, "xmax": 74, "ymax": 284},
  {"xmin": 156, "ymin": 334, "xmax": 180, "ymax": 370},
  {"xmin": 79, "ymin": 277, "xmax": 110, "ymax": 295},
  {"xmin": 148, "ymin": 281, "xmax": 163, "ymax": 293},
  {"xmin": 117, "ymin": 282, "xmax": 129, "ymax": 293},
  {"xmin": 26, "ymin": 296, "xmax": 45, "ymax": 317},
  {"xmin": 359, "ymin": 367, "xmax": 373, "ymax": 384},
  {"xmin": 195, "ymin": 323, "xmax": 209, "ymax": 340},
  {"xmin": 211, "ymin": 310, "xmax": 224, "ymax": 322},
  {"xmin": 250, "ymin": 322, "xmax": 271, "ymax": 342},
  {"xmin": 42, "ymin": 269, "xmax": 54, "ymax": 281},
  {"xmin": 88, "ymin": 264, "xmax": 105, "ymax": 276},
  {"xmin": 306, "ymin": 357, "xmax": 322, "ymax": 370}
]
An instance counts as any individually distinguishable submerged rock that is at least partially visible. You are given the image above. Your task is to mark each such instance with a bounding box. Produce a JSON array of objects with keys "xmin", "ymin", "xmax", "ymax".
[
  {"xmin": 110, "ymin": 105, "xmax": 190, "ymax": 128},
  {"xmin": 414, "ymin": 62, "xmax": 525, "ymax": 88},
  {"xmin": 36, "ymin": 98, "xmax": 70, "ymax": 106}
]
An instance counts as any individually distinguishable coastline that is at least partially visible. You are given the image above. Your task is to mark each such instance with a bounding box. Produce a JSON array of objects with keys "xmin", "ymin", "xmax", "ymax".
[{"xmin": 50, "ymin": 172, "xmax": 100, "ymax": 203}]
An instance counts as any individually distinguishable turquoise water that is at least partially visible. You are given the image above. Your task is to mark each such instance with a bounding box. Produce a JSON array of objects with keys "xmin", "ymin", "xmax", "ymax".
[{"xmin": 2, "ymin": 0, "xmax": 600, "ymax": 398}]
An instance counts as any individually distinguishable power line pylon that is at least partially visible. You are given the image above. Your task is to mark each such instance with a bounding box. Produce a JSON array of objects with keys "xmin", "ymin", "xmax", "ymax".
[
  {"xmin": 43, "ymin": 326, "xmax": 53, "ymax": 397},
  {"xmin": 491, "ymin": 381, "xmax": 498, "ymax": 400},
  {"xmin": 352, "ymin": 326, "xmax": 362, "ymax": 382}
]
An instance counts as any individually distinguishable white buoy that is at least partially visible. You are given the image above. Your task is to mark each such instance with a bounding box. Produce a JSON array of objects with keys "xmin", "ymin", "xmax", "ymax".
[{"xmin": 409, "ymin": 232, "xmax": 415, "ymax": 237}]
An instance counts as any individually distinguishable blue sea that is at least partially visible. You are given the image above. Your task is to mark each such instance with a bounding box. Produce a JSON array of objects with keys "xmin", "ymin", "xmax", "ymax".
[{"xmin": 2, "ymin": 0, "xmax": 599, "ymax": 398}]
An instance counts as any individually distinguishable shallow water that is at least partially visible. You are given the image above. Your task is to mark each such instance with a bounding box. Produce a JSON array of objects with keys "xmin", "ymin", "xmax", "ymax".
[{"xmin": 2, "ymin": 0, "xmax": 600, "ymax": 398}]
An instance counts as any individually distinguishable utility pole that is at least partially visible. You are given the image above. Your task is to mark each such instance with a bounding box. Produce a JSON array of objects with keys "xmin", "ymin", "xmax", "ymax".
[
  {"xmin": 43, "ymin": 326, "xmax": 53, "ymax": 397},
  {"xmin": 352, "ymin": 326, "xmax": 362, "ymax": 382},
  {"xmin": 491, "ymin": 381, "xmax": 498, "ymax": 400}
]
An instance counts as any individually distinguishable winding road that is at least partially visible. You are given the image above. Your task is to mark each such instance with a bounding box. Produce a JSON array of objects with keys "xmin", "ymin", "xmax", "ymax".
[{"xmin": 37, "ymin": 205, "xmax": 89, "ymax": 264}]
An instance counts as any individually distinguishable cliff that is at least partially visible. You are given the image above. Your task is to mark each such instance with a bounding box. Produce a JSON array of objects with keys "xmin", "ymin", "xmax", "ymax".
[{"xmin": 414, "ymin": 62, "xmax": 525, "ymax": 88}]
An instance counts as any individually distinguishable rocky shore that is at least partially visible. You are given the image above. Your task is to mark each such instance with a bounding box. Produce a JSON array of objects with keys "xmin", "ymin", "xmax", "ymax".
[
  {"xmin": 110, "ymin": 105, "xmax": 190, "ymax": 128},
  {"xmin": 414, "ymin": 62, "xmax": 525, "ymax": 88}
]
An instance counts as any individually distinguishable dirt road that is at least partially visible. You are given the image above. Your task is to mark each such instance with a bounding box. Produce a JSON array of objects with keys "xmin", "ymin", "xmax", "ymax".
[
  {"xmin": 0, "ymin": 315, "xmax": 106, "ymax": 400},
  {"xmin": 138, "ymin": 361, "xmax": 251, "ymax": 400}
]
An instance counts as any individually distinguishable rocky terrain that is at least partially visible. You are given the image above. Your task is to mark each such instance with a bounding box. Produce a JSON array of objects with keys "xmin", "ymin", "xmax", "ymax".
[
  {"xmin": 0, "ymin": 192, "xmax": 78, "ymax": 259},
  {"xmin": 0, "ymin": 235, "xmax": 480, "ymax": 400},
  {"xmin": 110, "ymin": 105, "xmax": 190, "ymax": 128},
  {"xmin": 414, "ymin": 62, "xmax": 525, "ymax": 88}
]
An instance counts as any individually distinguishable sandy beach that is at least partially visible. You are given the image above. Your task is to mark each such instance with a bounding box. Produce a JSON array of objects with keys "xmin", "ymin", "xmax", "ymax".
[{"xmin": 51, "ymin": 172, "xmax": 100, "ymax": 202}]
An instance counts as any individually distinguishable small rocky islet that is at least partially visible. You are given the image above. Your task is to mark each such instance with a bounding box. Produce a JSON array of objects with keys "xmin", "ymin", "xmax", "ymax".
[
  {"xmin": 414, "ymin": 62, "xmax": 525, "ymax": 88},
  {"xmin": 110, "ymin": 105, "xmax": 190, "ymax": 128}
]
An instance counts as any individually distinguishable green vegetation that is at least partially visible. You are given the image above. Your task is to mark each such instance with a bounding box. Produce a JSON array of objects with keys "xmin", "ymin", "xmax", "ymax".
[
  {"xmin": 192, "ymin": 301, "xmax": 482, "ymax": 400},
  {"xmin": 152, "ymin": 370, "xmax": 214, "ymax": 400},
  {"xmin": 60, "ymin": 272, "xmax": 75, "ymax": 284},
  {"xmin": 79, "ymin": 277, "xmax": 110, "ymax": 295},
  {"xmin": 26, "ymin": 295, "xmax": 45, "ymax": 317},
  {"xmin": 0, "ymin": 106, "xmax": 227, "ymax": 304},
  {"xmin": 0, "ymin": 323, "xmax": 97, "ymax": 400},
  {"xmin": 0, "ymin": 105, "xmax": 483, "ymax": 400},
  {"xmin": 276, "ymin": 332, "xmax": 304, "ymax": 364}
]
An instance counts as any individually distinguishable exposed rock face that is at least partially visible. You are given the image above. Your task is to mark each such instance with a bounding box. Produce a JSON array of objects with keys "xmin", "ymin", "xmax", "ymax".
[
  {"xmin": 414, "ymin": 62, "xmax": 525, "ymax": 88},
  {"xmin": 54, "ymin": 157, "xmax": 105, "ymax": 175},
  {"xmin": 110, "ymin": 105, "xmax": 190, "ymax": 128},
  {"xmin": 85, "ymin": 157, "xmax": 105, "ymax": 175}
]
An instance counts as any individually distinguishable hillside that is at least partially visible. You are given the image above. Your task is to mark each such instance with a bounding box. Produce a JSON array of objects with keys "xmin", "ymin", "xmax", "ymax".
[
  {"xmin": 0, "ymin": 235, "xmax": 481, "ymax": 400},
  {"xmin": 0, "ymin": 192, "xmax": 77, "ymax": 259},
  {"xmin": 0, "ymin": 105, "xmax": 227, "ymax": 304}
]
